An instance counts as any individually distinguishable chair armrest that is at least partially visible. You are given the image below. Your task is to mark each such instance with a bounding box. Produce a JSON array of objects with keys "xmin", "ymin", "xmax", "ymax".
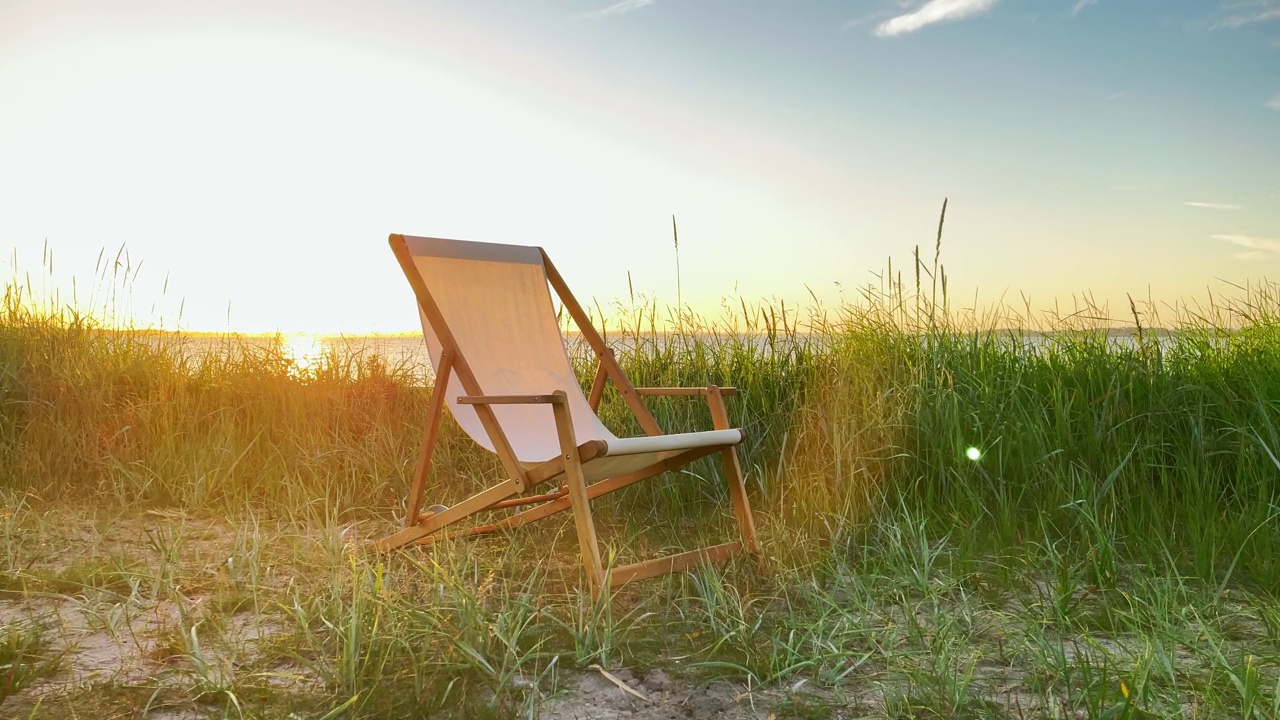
[
  {"xmin": 634, "ymin": 387, "xmax": 738, "ymax": 397},
  {"xmin": 457, "ymin": 394, "xmax": 565, "ymax": 405}
]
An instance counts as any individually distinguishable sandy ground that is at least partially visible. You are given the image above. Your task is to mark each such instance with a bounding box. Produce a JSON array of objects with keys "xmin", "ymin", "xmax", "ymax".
[
  {"xmin": 1, "ymin": 597, "xmax": 850, "ymax": 718},
  {"xmin": 0, "ymin": 511, "xmax": 849, "ymax": 719}
]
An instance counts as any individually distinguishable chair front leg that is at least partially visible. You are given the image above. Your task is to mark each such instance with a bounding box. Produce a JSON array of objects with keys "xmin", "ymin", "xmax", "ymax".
[{"xmin": 550, "ymin": 390, "xmax": 607, "ymax": 594}]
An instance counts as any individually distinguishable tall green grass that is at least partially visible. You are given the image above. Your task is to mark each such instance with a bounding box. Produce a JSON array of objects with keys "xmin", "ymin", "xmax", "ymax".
[
  {"xmin": 3, "ymin": 249, "xmax": 1279, "ymax": 587},
  {"xmin": 2, "ymin": 241, "xmax": 1279, "ymax": 717}
]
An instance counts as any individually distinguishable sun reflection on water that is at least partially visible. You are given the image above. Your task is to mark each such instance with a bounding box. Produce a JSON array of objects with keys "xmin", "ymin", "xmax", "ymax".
[{"xmin": 282, "ymin": 333, "xmax": 325, "ymax": 371}]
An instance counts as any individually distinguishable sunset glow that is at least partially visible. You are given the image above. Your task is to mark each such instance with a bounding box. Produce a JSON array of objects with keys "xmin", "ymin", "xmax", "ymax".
[{"xmin": 2, "ymin": 1, "xmax": 1277, "ymax": 333}]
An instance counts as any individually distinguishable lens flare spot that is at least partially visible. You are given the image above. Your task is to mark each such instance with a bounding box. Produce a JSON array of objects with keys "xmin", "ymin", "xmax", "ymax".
[{"xmin": 966, "ymin": 446, "xmax": 982, "ymax": 461}]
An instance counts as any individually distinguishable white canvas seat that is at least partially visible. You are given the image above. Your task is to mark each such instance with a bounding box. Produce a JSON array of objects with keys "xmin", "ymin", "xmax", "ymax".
[{"xmin": 376, "ymin": 234, "xmax": 760, "ymax": 593}]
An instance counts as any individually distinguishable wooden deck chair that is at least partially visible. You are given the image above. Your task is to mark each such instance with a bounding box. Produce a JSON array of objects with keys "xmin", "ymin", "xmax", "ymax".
[{"xmin": 375, "ymin": 234, "xmax": 761, "ymax": 593}]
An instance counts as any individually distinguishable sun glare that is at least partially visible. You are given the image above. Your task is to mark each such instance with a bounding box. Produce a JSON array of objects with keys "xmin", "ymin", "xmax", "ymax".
[{"xmin": 283, "ymin": 333, "xmax": 325, "ymax": 372}]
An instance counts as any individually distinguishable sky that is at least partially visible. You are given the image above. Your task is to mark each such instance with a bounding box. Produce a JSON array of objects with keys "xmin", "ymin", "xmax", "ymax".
[{"xmin": 1, "ymin": 0, "xmax": 1277, "ymax": 334}]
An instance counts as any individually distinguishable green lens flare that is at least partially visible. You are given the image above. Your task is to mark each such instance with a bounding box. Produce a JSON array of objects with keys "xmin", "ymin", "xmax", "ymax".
[{"xmin": 966, "ymin": 447, "xmax": 982, "ymax": 461}]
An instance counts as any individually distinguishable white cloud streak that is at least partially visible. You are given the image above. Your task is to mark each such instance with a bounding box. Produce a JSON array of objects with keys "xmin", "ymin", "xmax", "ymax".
[
  {"xmin": 1218, "ymin": 0, "xmax": 1280, "ymax": 28},
  {"xmin": 875, "ymin": 0, "xmax": 999, "ymax": 37},
  {"xmin": 1211, "ymin": 234, "xmax": 1280, "ymax": 258},
  {"xmin": 842, "ymin": 12, "xmax": 886, "ymax": 31},
  {"xmin": 1268, "ymin": 96, "xmax": 1280, "ymax": 111},
  {"xmin": 582, "ymin": 0, "xmax": 655, "ymax": 20},
  {"xmin": 1072, "ymin": 0, "xmax": 1099, "ymax": 17},
  {"xmin": 1186, "ymin": 201, "xmax": 1243, "ymax": 210}
]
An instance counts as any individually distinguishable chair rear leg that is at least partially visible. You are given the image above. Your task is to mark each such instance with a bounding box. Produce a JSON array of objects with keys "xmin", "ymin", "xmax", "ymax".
[
  {"xmin": 375, "ymin": 480, "xmax": 518, "ymax": 552},
  {"xmin": 719, "ymin": 446, "xmax": 760, "ymax": 555},
  {"xmin": 405, "ymin": 351, "xmax": 454, "ymax": 527},
  {"xmin": 707, "ymin": 386, "xmax": 761, "ymax": 555}
]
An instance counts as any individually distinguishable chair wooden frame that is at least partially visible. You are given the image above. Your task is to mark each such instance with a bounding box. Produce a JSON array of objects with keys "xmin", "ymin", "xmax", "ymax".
[{"xmin": 374, "ymin": 234, "xmax": 760, "ymax": 594}]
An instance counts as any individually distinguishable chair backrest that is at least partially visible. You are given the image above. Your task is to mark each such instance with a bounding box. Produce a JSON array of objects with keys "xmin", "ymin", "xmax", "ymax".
[{"xmin": 396, "ymin": 235, "xmax": 616, "ymax": 464}]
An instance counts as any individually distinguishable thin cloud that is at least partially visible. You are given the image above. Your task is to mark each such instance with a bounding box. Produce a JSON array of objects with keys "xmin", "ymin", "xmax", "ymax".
[
  {"xmin": 1211, "ymin": 234, "xmax": 1280, "ymax": 258},
  {"xmin": 1072, "ymin": 0, "xmax": 1099, "ymax": 17},
  {"xmin": 1218, "ymin": 0, "xmax": 1280, "ymax": 28},
  {"xmin": 1104, "ymin": 91, "xmax": 1124, "ymax": 101},
  {"xmin": 843, "ymin": 12, "xmax": 887, "ymax": 31},
  {"xmin": 1186, "ymin": 201, "xmax": 1243, "ymax": 210},
  {"xmin": 582, "ymin": 0, "xmax": 655, "ymax": 19},
  {"xmin": 1268, "ymin": 95, "xmax": 1280, "ymax": 111},
  {"xmin": 875, "ymin": 0, "xmax": 999, "ymax": 37}
]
